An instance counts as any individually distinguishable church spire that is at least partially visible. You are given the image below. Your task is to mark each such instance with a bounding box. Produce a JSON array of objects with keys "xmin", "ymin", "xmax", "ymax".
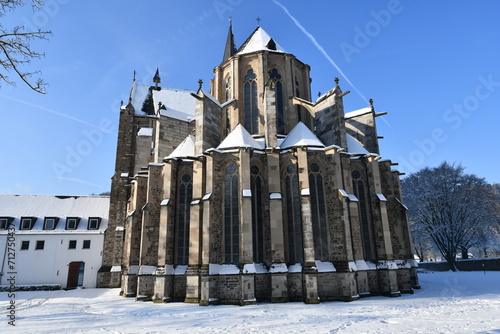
[
  {"xmin": 222, "ymin": 18, "xmax": 237, "ymax": 63},
  {"xmin": 153, "ymin": 67, "xmax": 161, "ymax": 88}
]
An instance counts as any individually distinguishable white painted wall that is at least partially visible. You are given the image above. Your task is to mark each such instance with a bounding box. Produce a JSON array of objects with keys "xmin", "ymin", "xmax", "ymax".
[{"xmin": 0, "ymin": 231, "xmax": 104, "ymax": 288}]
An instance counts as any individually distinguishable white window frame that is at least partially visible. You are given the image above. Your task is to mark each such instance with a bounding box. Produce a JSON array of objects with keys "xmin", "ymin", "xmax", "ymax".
[
  {"xmin": 66, "ymin": 218, "xmax": 78, "ymax": 230},
  {"xmin": 44, "ymin": 218, "xmax": 56, "ymax": 230},
  {"xmin": 88, "ymin": 218, "xmax": 100, "ymax": 230}
]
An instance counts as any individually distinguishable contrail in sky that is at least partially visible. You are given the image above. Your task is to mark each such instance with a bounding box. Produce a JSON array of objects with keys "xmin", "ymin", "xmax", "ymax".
[
  {"xmin": 272, "ymin": 0, "xmax": 367, "ymax": 103},
  {"xmin": 0, "ymin": 93, "xmax": 112, "ymax": 133}
]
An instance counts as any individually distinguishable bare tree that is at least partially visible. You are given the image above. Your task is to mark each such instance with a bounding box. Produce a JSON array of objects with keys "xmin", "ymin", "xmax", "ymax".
[
  {"xmin": 0, "ymin": 0, "xmax": 51, "ymax": 93},
  {"xmin": 402, "ymin": 162, "xmax": 497, "ymax": 271}
]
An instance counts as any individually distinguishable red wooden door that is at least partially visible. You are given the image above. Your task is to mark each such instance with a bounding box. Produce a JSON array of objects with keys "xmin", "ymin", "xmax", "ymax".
[{"xmin": 66, "ymin": 262, "xmax": 81, "ymax": 289}]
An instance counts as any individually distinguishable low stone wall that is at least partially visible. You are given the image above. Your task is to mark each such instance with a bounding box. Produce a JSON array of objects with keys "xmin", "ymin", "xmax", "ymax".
[
  {"xmin": 417, "ymin": 258, "xmax": 500, "ymax": 271},
  {"xmin": 0, "ymin": 284, "xmax": 61, "ymax": 292}
]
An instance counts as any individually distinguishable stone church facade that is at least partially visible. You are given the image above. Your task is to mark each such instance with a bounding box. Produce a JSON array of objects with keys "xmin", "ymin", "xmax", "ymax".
[{"xmin": 97, "ymin": 23, "xmax": 420, "ymax": 305}]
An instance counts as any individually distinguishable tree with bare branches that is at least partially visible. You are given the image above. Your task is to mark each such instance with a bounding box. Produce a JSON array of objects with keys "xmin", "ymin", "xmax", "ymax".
[
  {"xmin": 402, "ymin": 162, "xmax": 498, "ymax": 271},
  {"xmin": 0, "ymin": 0, "xmax": 51, "ymax": 93}
]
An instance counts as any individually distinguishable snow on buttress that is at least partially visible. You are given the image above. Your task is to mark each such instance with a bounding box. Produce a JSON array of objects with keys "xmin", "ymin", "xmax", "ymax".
[
  {"xmin": 279, "ymin": 121, "xmax": 325, "ymax": 149},
  {"xmin": 165, "ymin": 135, "xmax": 195, "ymax": 159},
  {"xmin": 346, "ymin": 133, "xmax": 370, "ymax": 155},
  {"xmin": 344, "ymin": 106, "xmax": 372, "ymax": 119},
  {"xmin": 217, "ymin": 124, "xmax": 264, "ymax": 150}
]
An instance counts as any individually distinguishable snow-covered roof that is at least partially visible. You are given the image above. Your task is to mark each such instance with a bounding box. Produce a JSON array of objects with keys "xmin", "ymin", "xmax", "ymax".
[
  {"xmin": 0, "ymin": 195, "xmax": 109, "ymax": 232},
  {"xmin": 346, "ymin": 134, "xmax": 369, "ymax": 155},
  {"xmin": 217, "ymin": 124, "xmax": 264, "ymax": 150},
  {"xmin": 345, "ymin": 107, "xmax": 372, "ymax": 119},
  {"xmin": 237, "ymin": 26, "xmax": 286, "ymax": 56},
  {"xmin": 130, "ymin": 82, "xmax": 150, "ymax": 115},
  {"xmin": 279, "ymin": 122, "xmax": 325, "ymax": 149},
  {"xmin": 153, "ymin": 87, "xmax": 197, "ymax": 122},
  {"xmin": 165, "ymin": 135, "xmax": 195, "ymax": 159}
]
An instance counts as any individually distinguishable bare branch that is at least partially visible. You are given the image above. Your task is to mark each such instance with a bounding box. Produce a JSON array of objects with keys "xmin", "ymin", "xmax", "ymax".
[{"xmin": 0, "ymin": 0, "xmax": 50, "ymax": 93}]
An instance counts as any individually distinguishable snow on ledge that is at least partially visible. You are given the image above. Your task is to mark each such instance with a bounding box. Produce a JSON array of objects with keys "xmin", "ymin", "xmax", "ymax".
[
  {"xmin": 288, "ymin": 263, "xmax": 302, "ymax": 273},
  {"xmin": 395, "ymin": 260, "xmax": 412, "ymax": 269},
  {"xmin": 127, "ymin": 266, "xmax": 139, "ymax": 275},
  {"xmin": 242, "ymin": 263, "xmax": 268, "ymax": 274},
  {"xmin": 110, "ymin": 265, "xmax": 122, "ymax": 273},
  {"xmin": 138, "ymin": 265, "xmax": 157, "ymax": 275},
  {"xmin": 270, "ymin": 193, "xmax": 282, "ymax": 200},
  {"xmin": 377, "ymin": 260, "xmax": 398, "ymax": 270},
  {"xmin": 269, "ymin": 263, "xmax": 288, "ymax": 273},
  {"xmin": 209, "ymin": 264, "xmax": 240, "ymax": 275},
  {"xmin": 408, "ymin": 259, "xmax": 419, "ymax": 268},
  {"xmin": 315, "ymin": 260, "xmax": 336, "ymax": 272},
  {"xmin": 175, "ymin": 265, "xmax": 188, "ymax": 275}
]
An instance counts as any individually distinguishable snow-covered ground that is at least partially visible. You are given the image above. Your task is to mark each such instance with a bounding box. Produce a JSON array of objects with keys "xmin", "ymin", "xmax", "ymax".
[{"xmin": 1, "ymin": 271, "xmax": 500, "ymax": 333}]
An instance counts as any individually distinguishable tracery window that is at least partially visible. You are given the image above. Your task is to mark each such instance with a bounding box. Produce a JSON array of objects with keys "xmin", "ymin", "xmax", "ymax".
[
  {"xmin": 284, "ymin": 163, "xmax": 303, "ymax": 264},
  {"xmin": 352, "ymin": 169, "xmax": 374, "ymax": 261},
  {"xmin": 225, "ymin": 76, "xmax": 231, "ymax": 102},
  {"xmin": 270, "ymin": 68, "xmax": 284, "ymax": 134},
  {"xmin": 309, "ymin": 162, "xmax": 328, "ymax": 261},
  {"xmin": 244, "ymin": 69, "xmax": 259, "ymax": 134},
  {"xmin": 251, "ymin": 166, "xmax": 264, "ymax": 263},
  {"xmin": 224, "ymin": 164, "xmax": 240, "ymax": 264},
  {"xmin": 176, "ymin": 173, "xmax": 192, "ymax": 265}
]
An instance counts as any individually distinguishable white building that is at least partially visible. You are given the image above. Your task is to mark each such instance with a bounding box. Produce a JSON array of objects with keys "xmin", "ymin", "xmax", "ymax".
[{"xmin": 0, "ymin": 195, "xmax": 109, "ymax": 289}]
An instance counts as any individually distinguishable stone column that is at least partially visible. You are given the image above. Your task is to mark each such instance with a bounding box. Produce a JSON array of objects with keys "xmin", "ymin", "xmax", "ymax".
[
  {"xmin": 121, "ymin": 176, "xmax": 148, "ymax": 298},
  {"xmin": 267, "ymin": 152, "xmax": 288, "ymax": 303},
  {"xmin": 153, "ymin": 161, "xmax": 176, "ymax": 303},
  {"xmin": 185, "ymin": 159, "xmax": 204, "ymax": 303},
  {"xmin": 296, "ymin": 148, "xmax": 319, "ymax": 304},
  {"xmin": 136, "ymin": 164, "xmax": 163, "ymax": 300},
  {"xmin": 239, "ymin": 148, "xmax": 256, "ymax": 305},
  {"xmin": 199, "ymin": 156, "xmax": 214, "ymax": 306},
  {"xmin": 365, "ymin": 156, "xmax": 399, "ymax": 297}
]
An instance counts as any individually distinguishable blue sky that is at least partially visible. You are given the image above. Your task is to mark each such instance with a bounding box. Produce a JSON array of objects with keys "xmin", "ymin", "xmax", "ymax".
[{"xmin": 1, "ymin": 0, "xmax": 499, "ymax": 195}]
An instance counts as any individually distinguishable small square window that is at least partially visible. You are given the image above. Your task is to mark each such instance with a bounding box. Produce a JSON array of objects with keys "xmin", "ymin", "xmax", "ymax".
[
  {"xmin": 20, "ymin": 240, "xmax": 30, "ymax": 250},
  {"xmin": 66, "ymin": 218, "xmax": 79, "ymax": 230},
  {"xmin": 35, "ymin": 240, "xmax": 45, "ymax": 250},
  {"xmin": 82, "ymin": 240, "xmax": 91, "ymax": 249},
  {"xmin": 44, "ymin": 218, "xmax": 57, "ymax": 230},
  {"xmin": 0, "ymin": 218, "xmax": 9, "ymax": 229},
  {"xmin": 21, "ymin": 218, "xmax": 33, "ymax": 230},
  {"xmin": 88, "ymin": 218, "xmax": 100, "ymax": 230},
  {"xmin": 68, "ymin": 240, "xmax": 77, "ymax": 249}
]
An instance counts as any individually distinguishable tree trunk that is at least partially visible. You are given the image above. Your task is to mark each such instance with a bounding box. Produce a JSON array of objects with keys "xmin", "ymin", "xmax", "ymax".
[
  {"xmin": 445, "ymin": 255, "xmax": 458, "ymax": 271},
  {"xmin": 460, "ymin": 246, "xmax": 469, "ymax": 260}
]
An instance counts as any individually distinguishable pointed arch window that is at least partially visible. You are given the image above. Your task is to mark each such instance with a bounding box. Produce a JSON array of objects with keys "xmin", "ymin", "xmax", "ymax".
[
  {"xmin": 251, "ymin": 166, "xmax": 264, "ymax": 263},
  {"xmin": 225, "ymin": 76, "xmax": 232, "ymax": 102},
  {"xmin": 224, "ymin": 164, "xmax": 240, "ymax": 264},
  {"xmin": 309, "ymin": 162, "xmax": 328, "ymax": 261},
  {"xmin": 244, "ymin": 69, "xmax": 259, "ymax": 134},
  {"xmin": 352, "ymin": 169, "xmax": 373, "ymax": 261},
  {"xmin": 284, "ymin": 163, "xmax": 303, "ymax": 264},
  {"xmin": 176, "ymin": 173, "xmax": 192, "ymax": 265},
  {"xmin": 270, "ymin": 68, "xmax": 284, "ymax": 134}
]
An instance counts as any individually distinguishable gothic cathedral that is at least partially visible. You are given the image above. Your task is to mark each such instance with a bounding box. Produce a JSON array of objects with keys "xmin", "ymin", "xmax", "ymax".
[{"xmin": 97, "ymin": 23, "xmax": 420, "ymax": 305}]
